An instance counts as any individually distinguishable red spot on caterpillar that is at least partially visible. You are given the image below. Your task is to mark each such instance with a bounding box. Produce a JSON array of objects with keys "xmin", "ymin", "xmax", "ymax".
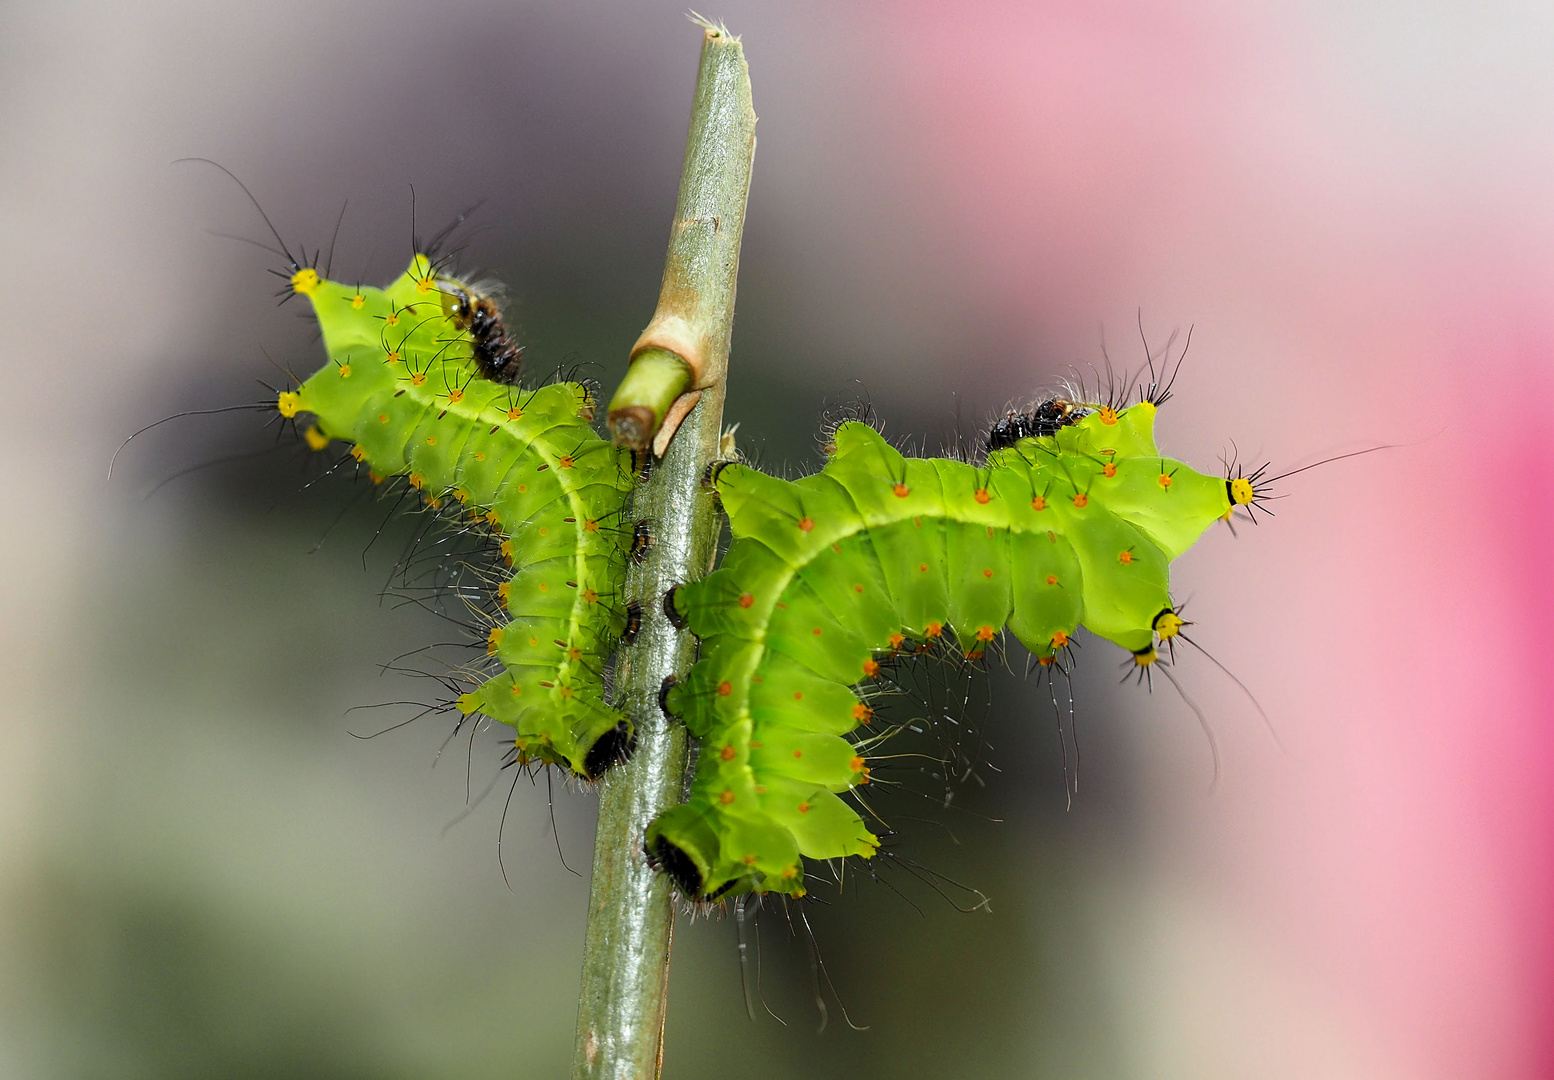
[
  {"xmin": 584, "ymin": 519, "xmax": 598, "ymax": 532},
  {"xmin": 497, "ymin": 582, "xmax": 511, "ymax": 602},
  {"xmin": 982, "ymin": 568, "xmax": 993, "ymax": 578},
  {"xmin": 720, "ymin": 789, "xmax": 735, "ymax": 805},
  {"xmin": 918, "ymin": 563, "xmax": 929, "ymax": 573},
  {"xmin": 974, "ymin": 488, "xmax": 990, "ymax": 504},
  {"xmin": 384, "ymin": 350, "xmax": 400, "ymax": 364},
  {"xmin": 508, "ymin": 407, "xmax": 523, "ymax": 421},
  {"xmin": 854, "ymin": 584, "xmax": 864, "ymax": 593},
  {"xmin": 976, "ymin": 625, "xmax": 995, "ymax": 641},
  {"xmin": 925, "ymin": 622, "xmax": 943, "ymax": 638},
  {"xmin": 510, "ymin": 683, "xmax": 523, "ymax": 695},
  {"xmin": 798, "ymin": 517, "xmax": 814, "ymax": 532},
  {"xmin": 888, "ymin": 633, "xmax": 905, "ymax": 651},
  {"xmin": 738, "ymin": 593, "xmax": 754, "ymax": 608},
  {"xmin": 792, "ymin": 749, "xmax": 803, "ymax": 759},
  {"xmin": 1072, "ymin": 493, "xmax": 1089, "ymax": 508},
  {"xmin": 793, "ymin": 692, "xmax": 804, "ymax": 701},
  {"xmin": 717, "ymin": 681, "xmax": 732, "ymax": 696},
  {"xmin": 1158, "ymin": 473, "xmax": 1174, "ymax": 489},
  {"xmin": 1032, "ymin": 495, "xmax": 1047, "ymax": 511},
  {"xmin": 486, "ymin": 628, "xmax": 504, "ymax": 654},
  {"xmin": 583, "ymin": 589, "xmax": 598, "ymax": 604},
  {"xmin": 1050, "ymin": 630, "xmax": 1069, "ymax": 648},
  {"xmin": 1118, "ymin": 550, "xmax": 1134, "ymax": 564},
  {"xmin": 852, "ymin": 703, "xmax": 872, "ymax": 723},
  {"xmin": 743, "ymin": 854, "xmax": 757, "ymax": 865},
  {"xmin": 425, "ymin": 436, "xmax": 437, "ymax": 446},
  {"xmin": 862, "ymin": 659, "xmax": 881, "ymax": 678},
  {"xmin": 798, "ymin": 802, "xmax": 811, "ymax": 813},
  {"xmin": 811, "ymin": 627, "xmax": 822, "ymax": 636},
  {"xmin": 1103, "ymin": 462, "xmax": 1117, "ymax": 478},
  {"xmin": 409, "ymin": 371, "xmax": 425, "ymax": 386},
  {"xmin": 720, "ymin": 745, "xmax": 736, "ymax": 761},
  {"xmin": 1046, "ymin": 575, "xmax": 1058, "ymax": 585},
  {"xmin": 1099, "ymin": 406, "xmax": 1118, "ymax": 425},
  {"xmin": 1038, "ymin": 655, "xmax": 1055, "ymax": 668},
  {"xmin": 558, "ymin": 456, "xmax": 575, "ymax": 469},
  {"xmin": 893, "ymin": 483, "xmax": 910, "ymax": 497},
  {"xmin": 499, "ymin": 540, "xmax": 514, "ymax": 563},
  {"xmin": 378, "ymin": 413, "xmax": 389, "ymax": 423},
  {"xmin": 850, "ymin": 756, "xmax": 867, "ymax": 774},
  {"xmin": 408, "ymin": 473, "xmax": 424, "ymax": 489},
  {"xmin": 447, "ymin": 388, "xmax": 464, "ymax": 405}
]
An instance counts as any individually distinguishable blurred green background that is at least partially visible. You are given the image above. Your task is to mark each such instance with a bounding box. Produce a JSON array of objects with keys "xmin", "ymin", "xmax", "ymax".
[{"xmin": 5, "ymin": 1, "xmax": 1552, "ymax": 1077}]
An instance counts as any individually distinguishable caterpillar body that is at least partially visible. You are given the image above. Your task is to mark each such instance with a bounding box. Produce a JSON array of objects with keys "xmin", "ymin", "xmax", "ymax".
[
  {"xmin": 650, "ymin": 401, "xmax": 1251, "ymax": 900},
  {"xmin": 278, "ymin": 257, "xmax": 636, "ymax": 778}
]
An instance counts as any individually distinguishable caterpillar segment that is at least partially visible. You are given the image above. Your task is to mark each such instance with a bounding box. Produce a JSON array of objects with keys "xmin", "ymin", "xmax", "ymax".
[
  {"xmin": 649, "ymin": 408, "xmax": 1238, "ymax": 899},
  {"xmin": 280, "ymin": 257, "xmax": 636, "ymax": 778}
]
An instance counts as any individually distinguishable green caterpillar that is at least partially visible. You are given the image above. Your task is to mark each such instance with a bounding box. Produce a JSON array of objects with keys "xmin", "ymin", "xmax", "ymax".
[
  {"xmin": 277, "ymin": 256, "xmax": 637, "ymax": 778},
  {"xmin": 649, "ymin": 399, "xmax": 1255, "ymax": 900}
]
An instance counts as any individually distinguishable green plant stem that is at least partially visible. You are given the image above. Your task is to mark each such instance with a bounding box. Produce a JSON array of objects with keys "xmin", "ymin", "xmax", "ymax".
[
  {"xmin": 571, "ymin": 23, "xmax": 755, "ymax": 1080},
  {"xmin": 607, "ymin": 349, "xmax": 692, "ymax": 450}
]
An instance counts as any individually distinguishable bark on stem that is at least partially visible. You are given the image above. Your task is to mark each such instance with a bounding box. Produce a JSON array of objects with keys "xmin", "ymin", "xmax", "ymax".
[{"xmin": 572, "ymin": 24, "xmax": 755, "ymax": 1080}]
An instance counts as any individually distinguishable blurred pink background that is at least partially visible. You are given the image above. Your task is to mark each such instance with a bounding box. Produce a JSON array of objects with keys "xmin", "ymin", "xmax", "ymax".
[
  {"xmin": 0, "ymin": 1, "xmax": 1549, "ymax": 1076},
  {"xmin": 886, "ymin": 2, "xmax": 1554, "ymax": 1076}
]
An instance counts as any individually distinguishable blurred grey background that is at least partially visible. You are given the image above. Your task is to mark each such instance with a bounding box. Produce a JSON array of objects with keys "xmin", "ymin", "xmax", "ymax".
[{"xmin": 4, "ymin": 1, "xmax": 1551, "ymax": 1078}]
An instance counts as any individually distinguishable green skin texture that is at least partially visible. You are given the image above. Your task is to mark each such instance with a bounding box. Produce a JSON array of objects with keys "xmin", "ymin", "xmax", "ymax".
[
  {"xmin": 282, "ymin": 256, "xmax": 635, "ymax": 777},
  {"xmin": 651, "ymin": 406, "xmax": 1234, "ymax": 899}
]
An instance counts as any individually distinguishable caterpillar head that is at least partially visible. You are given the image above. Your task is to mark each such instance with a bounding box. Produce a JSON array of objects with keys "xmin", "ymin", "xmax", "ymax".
[{"xmin": 1223, "ymin": 461, "xmax": 1272, "ymax": 521}]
